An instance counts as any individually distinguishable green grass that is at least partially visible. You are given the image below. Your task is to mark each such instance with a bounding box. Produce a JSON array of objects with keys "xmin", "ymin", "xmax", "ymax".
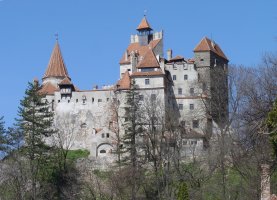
[{"xmin": 67, "ymin": 149, "xmax": 90, "ymax": 161}]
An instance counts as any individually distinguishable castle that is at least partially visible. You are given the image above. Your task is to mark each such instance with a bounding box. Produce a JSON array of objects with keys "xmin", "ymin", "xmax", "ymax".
[{"xmin": 39, "ymin": 16, "xmax": 229, "ymax": 162}]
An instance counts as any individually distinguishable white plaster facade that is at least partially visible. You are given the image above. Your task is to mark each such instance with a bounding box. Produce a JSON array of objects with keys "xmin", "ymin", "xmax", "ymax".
[{"xmin": 40, "ymin": 17, "xmax": 228, "ymax": 161}]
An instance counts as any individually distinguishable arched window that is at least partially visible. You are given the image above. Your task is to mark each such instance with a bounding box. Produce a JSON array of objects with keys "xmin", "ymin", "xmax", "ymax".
[{"xmin": 100, "ymin": 149, "xmax": 106, "ymax": 153}]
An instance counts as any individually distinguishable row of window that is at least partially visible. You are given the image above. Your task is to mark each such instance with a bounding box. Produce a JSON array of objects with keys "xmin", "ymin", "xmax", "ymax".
[
  {"xmin": 179, "ymin": 120, "xmax": 199, "ymax": 128},
  {"xmin": 178, "ymin": 103, "xmax": 195, "ymax": 110},
  {"xmin": 101, "ymin": 133, "xmax": 110, "ymax": 138},
  {"xmin": 173, "ymin": 74, "xmax": 188, "ymax": 81},
  {"xmin": 183, "ymin": 140, "xmax": 198, "ymax": 145},
  {"xmin": 173, "ymin": 65, "xmax": 188, "ymax": 70},
  {"xmin": 57, "ymin": 97, "xmax": 110, "ymax": 104},
  {"xmin": 138, "ymin": 94, "xmax": 156, "ymax": 101},
  {"xmin": 178, "ymin": 88, "xmax": 194, "ymax": 95}
]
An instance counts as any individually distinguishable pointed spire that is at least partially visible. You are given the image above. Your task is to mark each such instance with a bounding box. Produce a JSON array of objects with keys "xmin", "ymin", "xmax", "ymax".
[
  {"xmin": 136, "ymin": 16, "xmax": 152, "ymax": 31},
  {"xmin": 43, "ymin": 41, "xmax": 70, "ymax": 80}
]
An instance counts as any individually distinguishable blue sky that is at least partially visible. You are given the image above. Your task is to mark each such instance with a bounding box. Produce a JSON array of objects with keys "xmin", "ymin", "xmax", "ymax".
[{"xmin": 0, "ymin": 0, "xmax": 276, "ymax": 127}]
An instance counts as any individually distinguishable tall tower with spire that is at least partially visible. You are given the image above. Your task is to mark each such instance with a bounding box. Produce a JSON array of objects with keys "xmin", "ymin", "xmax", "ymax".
[{"xmin": 42, "ymin": 41, "xmax": 70, "ymax": 87}]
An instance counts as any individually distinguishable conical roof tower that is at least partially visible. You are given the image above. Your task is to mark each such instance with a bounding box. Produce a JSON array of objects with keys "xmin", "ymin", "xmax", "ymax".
[{"xmin": 42, "ymin": 41, "xmax": 70, "ymax": 86}]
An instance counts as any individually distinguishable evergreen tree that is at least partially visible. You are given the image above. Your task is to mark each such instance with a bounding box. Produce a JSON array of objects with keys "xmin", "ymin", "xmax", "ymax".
[
  {"xmin": 17, "ymin": 81, "xmax": 54, "ymax": 199},
  {"xmin": 177, "ymin": 181, "xmax": 189, "ymax": 200},
  {"xmin": 0, "ymin": 116, "xmax": 7, "ymax": 152},
  {"xmin": 122, "ymin": 80, "xmax": 142, "ymax": 199}
]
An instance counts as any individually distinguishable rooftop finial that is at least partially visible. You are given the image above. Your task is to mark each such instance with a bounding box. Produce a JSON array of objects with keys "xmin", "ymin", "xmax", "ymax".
[
  {"xmin": 55, "ymin": 33, "xmax": 59, "ymax": 42},
  {"xmin": 144, "ymin": 9, "xmax": 147, "ymax": 17}
]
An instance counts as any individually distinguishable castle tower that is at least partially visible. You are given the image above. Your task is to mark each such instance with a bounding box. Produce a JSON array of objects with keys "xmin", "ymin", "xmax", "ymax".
[
  {"xmin": 119, "ymin": 16, "xmax": 163, "ymax": 78},
  {"xmin": 194, "ymin": 37, "xmax": 229, "ymax": 127},
  {"xmin": 42, "ymin": 41, "xmax": 70, "ymax": 87}
]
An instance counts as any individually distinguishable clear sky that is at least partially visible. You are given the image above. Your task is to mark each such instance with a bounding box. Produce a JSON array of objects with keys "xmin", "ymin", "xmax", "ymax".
[{"xmin": 0, "ymin": 0, "xmax": 276, "ymax": 127}]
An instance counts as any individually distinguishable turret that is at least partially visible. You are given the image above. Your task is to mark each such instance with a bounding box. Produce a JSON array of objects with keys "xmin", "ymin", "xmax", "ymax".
[
  {"xmin": 193, "ymin": 37, "xmax": 229, "ymax": 127},
  {"xmin": 136, "ymin": 16, "xmax": 153, "ymax": 46}
]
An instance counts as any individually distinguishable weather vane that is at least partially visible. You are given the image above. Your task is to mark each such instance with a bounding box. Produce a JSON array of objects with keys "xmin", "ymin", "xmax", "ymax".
[
  {"xmin": 144, "ymin": 9, "xmax": 147, "ymax": 16},
  {"xmin": 55, "ymin": 33, "xmax": 59, "ymax": 41}
]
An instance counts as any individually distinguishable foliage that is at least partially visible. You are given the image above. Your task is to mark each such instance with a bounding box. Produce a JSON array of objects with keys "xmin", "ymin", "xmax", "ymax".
[
  {"xmin": 267, "ymin": 99, "xmax": 277, "ymax": 156},
  {"xmin": 16, "ymin": 81, "xmax": 55, "ymax": 199},
  {"xmin": 177, "ymin": 181, "xmax": 189, "ymax": 200}
]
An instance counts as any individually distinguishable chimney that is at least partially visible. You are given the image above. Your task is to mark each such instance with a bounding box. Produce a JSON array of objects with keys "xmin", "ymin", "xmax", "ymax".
[
  {"xmin": 261, "ymin": 164, "xmax": 271, "ymax": 200},
  {"xmin": 167, "ymin": 49, "xmax": 172, "ymax": 60}
]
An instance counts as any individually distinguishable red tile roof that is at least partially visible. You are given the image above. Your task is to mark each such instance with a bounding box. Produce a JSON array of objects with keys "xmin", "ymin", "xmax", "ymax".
[
  {"xmin": 59, "ymin": 77, "xmax": 72, "ymax": 85},
  {"xmin": 117, "ymin": 70, "xmax": 131, "ymax": 90},
  {"xmin": 43, "ymin": 42, "xmax": 70, "ymax": 79},
  {"xmin": 131, "ymin": 70, "xmax": 164, "ymax": 77},
  {"xmin": 137, "ymin": 49, "xmax": 160, "ymax": 68},
  {"xmin": 120, "ymin": 39, "xmax": 161, "ymax": 64},
  {"xmin": 194, "ymin": 37, "xmax": 228, "ymax": 61},
  {"xmin": 137, "ymin": 16, "xmax": 152, "ymax": 30},
  {"xmin": 39, "ymin": 82, "xmax": 58, "ymax": 95}
]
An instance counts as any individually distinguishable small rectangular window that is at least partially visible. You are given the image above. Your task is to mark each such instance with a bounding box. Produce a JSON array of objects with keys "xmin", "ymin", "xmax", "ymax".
[
  {"xmin": 193, "ymin": 120, "xmax": 199, "ymax": 128},
  {"xmin": 145, "ymin": 79, "xmax": 150, "ymax": 85},
  {"xmin": 173, "ymin": 75, "xmax": 177, "ymax": 80},
  {"xmin": 190, "ymin": 88, "xmax": 194, "ymax": 96},
  {"xmin": 151, "ymin": 94, "xmax": 156, "ymax": 101},
  {"xmin": 202, "ymin": 83, "xmax": 207, "ymax": 91},
  {"xmin": 190, "ymin": 104, "xmax": 194, "ymax": 110},
  {"xmin": 139, "ymin": 95, "xmax": 144, "ymax": 101},
  {"xmin": 106, "ymin": 98, "xmax": 109, "ymax": 102},
  {"xmin": 98, "ymin": 99, "xmax": 102, "ymax": 102},
  {"xmin": 76, "ymin": 99, "xmax": 78, "ymax": 103},
  {"xmin": 106, "ymin": 133, "xmax": 109, "ymax": 138},
  {"xmin": 92, "ymin": 98, "xmax": 94, "ymax": 103},
  {"xmin": 184, "ymin": 75, "xmax": 188, "ymax": 80},
  {"xmin": 190, "ymin": 140, "xmax": 197, "ymax": 145},
  {"xmin": 178, "ymin": 88, "xmax": 182, "ymax": 95},
  {"xmin": 101, "ymin": 133, "xmax": 105, "ymax": 138},
  {"xmin": 178, "ymin": 104, "xmax": 183, "ymax": 110}
]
